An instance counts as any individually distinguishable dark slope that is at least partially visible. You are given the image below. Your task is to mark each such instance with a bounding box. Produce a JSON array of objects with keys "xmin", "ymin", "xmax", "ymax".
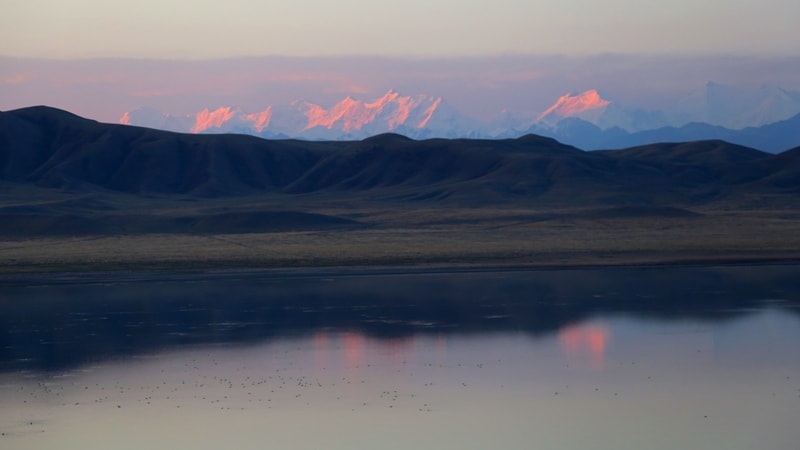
[
  {"xmin": 593, "ymin": 141, "xmax": 785, "ymax": 204},
  {"xmin": 1, "ymin": 106, "xmax": 795, "ymax": 210},
  {"xmin": 744, "ymin": 146, "xmax": 800, "ymax": 193},
  {"xmin": 598, "ymin": 140, "xmax": 770, "ymax": 185},
  {"xmin": 0, "ymin": 107, "xmax": 364, "ymax": 234},
  {"xmin": 1, "ymin": 107, "xmax": 600, "ymax": 203},
  {"xmin": 0, "ymin": 106, "xmax": 335, "ymax": 196},
  {"xmin": 285, "ymin": 134, "xmax": 588, "ymax": 200},
  {"xmin": 599, "ymin": 140, "xmax": 769, "ymax": 165}
]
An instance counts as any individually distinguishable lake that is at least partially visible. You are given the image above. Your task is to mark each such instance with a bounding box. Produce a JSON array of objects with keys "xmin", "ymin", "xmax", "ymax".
[{"xmin": 1, "ymin": 265, "xmax": 799, "ymax": 449}]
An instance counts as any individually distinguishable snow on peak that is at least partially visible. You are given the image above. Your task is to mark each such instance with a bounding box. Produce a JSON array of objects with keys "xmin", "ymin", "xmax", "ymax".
[
  {"xmin": 537, "ymin": 90, "xmax": 611, "ymax": 122},
  {"xmin": 303, "ymin": 90, "xmax": 441, "ymax": 132},
  {"xmin": 245, "ymin": 107, "xmax": 272, "ymax": 132},
  {"xmin": 192, "ymin": 107, "xmax": 237, "ymax": 133},
  {"xmin": 668, "ymin": 82, "xmax": 800, "ymax": 129},
  {"xmin": 367, "ymin": 89, "xmax": 400, "ymax": 108},
  {"xmin": 418, "ymin": 98, "xmax": 442, "ymax": 128},
  {"xmin": 118, "ymin": 90, "xmax": 468, "ymax": 139}
]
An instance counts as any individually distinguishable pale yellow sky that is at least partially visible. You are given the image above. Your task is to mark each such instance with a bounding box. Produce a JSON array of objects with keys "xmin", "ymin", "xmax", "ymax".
[
  {"xmin": 3, "ymin": 1, "xmax": 799, "ymax": 123},
  {"xmin": 1, "ymin": 0, "xmax": 799, "ymax": 58},
  {"xmin": 3, "ymin": 54, "xmax": 799, "ymax": 123}
]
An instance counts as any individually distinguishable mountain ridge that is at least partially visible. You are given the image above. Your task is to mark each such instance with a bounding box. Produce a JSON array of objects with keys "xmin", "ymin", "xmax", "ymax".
[
  {"xmin": 533, "ymin": 112, "xmax": 800, "ymax": 152},
  {"xmin": 119, "ymin": 90, "xmax": 472, "ymax": 141},
  {"xmin": 2, "ymin": 106, "xmax": 797, "ymax": 206},
  {"xmin": 3, "ymin": 105, "xmax": 800, "ymax": 247},
  {"xmin": 115, "ymin": 84, "xmax": 800, "ymax": 152}
]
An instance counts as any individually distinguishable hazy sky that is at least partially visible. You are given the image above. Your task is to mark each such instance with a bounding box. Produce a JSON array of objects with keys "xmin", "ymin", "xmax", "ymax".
[
  {"xmin": 2, "ymin": 1, "xmax": 799, "ymax": 121},
  {"xmin": 3, "ymin": 0, "xmax": 799, "ymax": 58}
]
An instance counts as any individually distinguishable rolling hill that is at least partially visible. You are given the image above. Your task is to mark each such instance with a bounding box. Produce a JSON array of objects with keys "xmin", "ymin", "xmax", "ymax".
[{"xmin": 1, "ymin": 106, "xmax": 799, "ymax": 237}]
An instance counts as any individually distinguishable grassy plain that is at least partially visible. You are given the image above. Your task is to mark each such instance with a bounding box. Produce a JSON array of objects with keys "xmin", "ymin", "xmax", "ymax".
[
  {"xmin": 3, "ymin": 108, "xmax": 799, "ymax": 274},
  {"xmin": 2, "ymin": 205, "xmax": 800, "ymax": 274}
]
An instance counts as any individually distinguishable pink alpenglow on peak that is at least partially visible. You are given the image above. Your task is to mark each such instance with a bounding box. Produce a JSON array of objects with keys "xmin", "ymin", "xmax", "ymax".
[
  {"xmin": 418, "ymin": 98, "xmax": 442, "ymax": 128},
  {"xmin": 537, "ymin": 89, "xmax": 611, "ymax": 122},
  {"xmin": 192, "ymin": 107, "xmax": 237, "ymax": 133},
  {"xmin": 367, "ymin": 90, "xmax": 414, "ymax": 129},
  {"xmin": 304, "ymin": 96, "xmax": 363, "ymax": 131},
  {"xmin": 384, "ymin": 95, "xmax": 413, "ymax": 129},
  {"xmin": 303, "ymin": 90, "xmax": 439, "ymax": 132},
  {"xmin": 118, "ymin": 89, "xmax": 464, "ymax": 139},
  {"xmin": 245, "ymin": 108, "xmax": 272, "ymax": 132}
]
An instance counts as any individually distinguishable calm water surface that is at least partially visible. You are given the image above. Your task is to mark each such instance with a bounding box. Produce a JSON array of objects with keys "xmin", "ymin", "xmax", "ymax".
[{"xmin": 1, "ymin": 265, "xmax": 799, "ymax": 449}]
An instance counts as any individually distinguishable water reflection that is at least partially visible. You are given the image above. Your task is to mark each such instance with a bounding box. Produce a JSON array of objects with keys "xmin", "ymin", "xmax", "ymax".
[
  {"xmin": 0, "ymin": 264, "xmax": 799, "ymax": 372},
  {"xmin": 1, "ymin": 311, "xmax": 798, "ymax": 450},
  {"xmin": 558, "ymin": 322, "xmax": 609, "ymax": 371},
  {"xmin": 1, "ymin": 261, "xmax": 800, "ymax": 450}
]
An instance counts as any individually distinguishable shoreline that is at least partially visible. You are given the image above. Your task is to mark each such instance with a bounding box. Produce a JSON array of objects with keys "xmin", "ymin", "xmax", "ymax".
[{"xmin": 3, "ymin": 252, "xmax": 800, "ymax": 284}]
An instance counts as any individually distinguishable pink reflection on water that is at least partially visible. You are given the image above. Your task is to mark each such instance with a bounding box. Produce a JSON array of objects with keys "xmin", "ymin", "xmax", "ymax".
[
  {"xmin": 558, "ymin": 322, "xmax": 609, "ymax": 371},
  {"xmin": 342, "ymin": 331, "xmax": 365, "ymax": 367},
  {"xmin": 311, "ymin": 331, "xmax": 419, "ymax": 371}
]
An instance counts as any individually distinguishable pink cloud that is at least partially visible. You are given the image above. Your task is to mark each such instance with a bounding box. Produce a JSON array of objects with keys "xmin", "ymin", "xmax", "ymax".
[
  {"xmin": 322, "ymin": 83, "xmax": 371, "ymax": 95},
  {"xmin": 0, "ymin": 74, "xmax": 32, "ymax": 85},
  {"xmin": 5, "ymin": 55, "xmax": 800, "ymax": 125},
  {"xmin": 495, "ymin": 70, "xmax": 543, "ymax": 81}
]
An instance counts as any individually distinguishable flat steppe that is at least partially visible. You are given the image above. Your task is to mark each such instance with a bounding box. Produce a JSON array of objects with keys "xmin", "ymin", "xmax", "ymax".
[
  {"xmin": 2, "ymin": 106, "xmax": 799, "ymax": 274},
  {"xmin": 2, "ymin": 195, "xmax": 799, "ymax": 274}
]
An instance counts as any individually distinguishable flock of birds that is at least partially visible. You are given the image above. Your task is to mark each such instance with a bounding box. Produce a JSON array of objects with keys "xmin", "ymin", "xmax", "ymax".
[
  {"xmin": 1, "ymin": 349, "xmax": 502, "ymax": 438},
  {"xmin": 2, "ymin": 332, "xmax": 798, "ymax": 444}
]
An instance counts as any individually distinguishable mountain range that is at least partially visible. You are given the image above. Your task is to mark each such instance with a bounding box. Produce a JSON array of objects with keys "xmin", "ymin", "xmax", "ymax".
[
  {"xmin": 118, "ymin": 83, "xmax": 800, "ymax": 152},
  {"xmin": 2, "ymin": 106, "xmax": 798, "ymax": 211},
  {"xmin": 3, "ymin": 105, "xmax": 800, "ymax": 275},
  {"xmin": 120, "ymin": 90, "xmax": 484, "ymax": 141}
]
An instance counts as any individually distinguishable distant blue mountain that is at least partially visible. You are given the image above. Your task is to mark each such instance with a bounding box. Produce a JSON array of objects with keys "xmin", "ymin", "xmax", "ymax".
[{"xmin": 532, "ymin": 113, "xmax": 800, "ymax": 153}]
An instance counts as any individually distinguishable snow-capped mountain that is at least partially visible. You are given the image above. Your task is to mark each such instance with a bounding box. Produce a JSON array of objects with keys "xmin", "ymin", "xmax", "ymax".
[
  {"xmin": 515, "ymin": 85, "xmax": 800, "ymax": 152},
  {"xmin": 118, "ymin": 84, "xmax": 800, "ymax": 149},
  {"xmin": 119, "ymin": 106, "xmax": 194, "ymax": 133},
  {"xmin": 120, "ymin": 90, "xmax": 484, "ymax": 140},
  {"xmin": 666, "ymin": 82, "xmax": 800, "ymax": 129},
  {"xmin": 533, "ymin": 90, "xmax": 669, "ymax": 133},
  {"xmin": 528, "ymin": 84, "xmax": 800, "ymax": 134},
  {"xmin": 535, "ymin": 90, "xmax": 610, "ymax": 125}
]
